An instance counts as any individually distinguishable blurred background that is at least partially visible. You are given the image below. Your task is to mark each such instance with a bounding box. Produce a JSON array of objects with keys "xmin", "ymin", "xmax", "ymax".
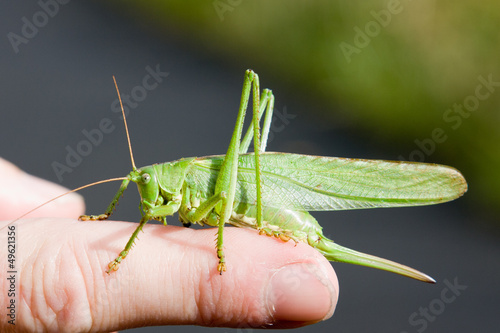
[{"xmin": 0, "ymin": 1, "xmax": 498, "ymax": 332}]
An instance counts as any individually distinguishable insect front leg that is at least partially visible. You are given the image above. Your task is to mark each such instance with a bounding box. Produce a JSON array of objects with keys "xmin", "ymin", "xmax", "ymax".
[{"xmin": 79, "ymin": 178, "xmax": 130, "ymax": 221}]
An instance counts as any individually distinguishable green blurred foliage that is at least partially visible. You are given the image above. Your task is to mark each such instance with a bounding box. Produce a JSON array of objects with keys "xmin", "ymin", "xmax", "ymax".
[{"xmin": 113, "ymin": 0, "xmax": 499, "ymax": 218}]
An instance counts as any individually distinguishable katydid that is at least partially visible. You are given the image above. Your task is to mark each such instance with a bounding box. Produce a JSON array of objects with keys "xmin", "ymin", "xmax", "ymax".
[{"xmin": 11, "ymin": 70, "xmax": 467, "ymax": 283}]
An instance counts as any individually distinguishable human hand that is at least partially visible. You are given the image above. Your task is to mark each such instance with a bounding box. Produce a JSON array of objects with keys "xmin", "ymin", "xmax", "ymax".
[{"xmin": 0, "ymin": 158, "xmax": 338, "ymax": 332}]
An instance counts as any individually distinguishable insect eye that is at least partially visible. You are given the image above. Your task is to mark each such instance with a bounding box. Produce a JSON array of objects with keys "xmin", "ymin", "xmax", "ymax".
[{"xmin": 141, "ymin": 173, "xmax": 151, "ymax": 184}]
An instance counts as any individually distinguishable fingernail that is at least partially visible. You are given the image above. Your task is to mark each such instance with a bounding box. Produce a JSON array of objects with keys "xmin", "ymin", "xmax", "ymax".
[{"xmin": 266, "ymin": 263, "xmax": 336, "ymax": 323}]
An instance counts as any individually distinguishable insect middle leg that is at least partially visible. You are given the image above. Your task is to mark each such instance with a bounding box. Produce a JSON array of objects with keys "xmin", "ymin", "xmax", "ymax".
[{"xmin": 106, "ymin": 200, "xmax": 181, "ymax": 273}]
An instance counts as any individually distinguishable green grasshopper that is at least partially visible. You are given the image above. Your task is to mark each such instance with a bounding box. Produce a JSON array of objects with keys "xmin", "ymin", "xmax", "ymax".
[
  {"xmin": 78, "ymin": 69, "xmax": 467, "ymax": 282},
  {"xmin": 20, "ymin": 70, "xmax": 469, "ymax": 282}
]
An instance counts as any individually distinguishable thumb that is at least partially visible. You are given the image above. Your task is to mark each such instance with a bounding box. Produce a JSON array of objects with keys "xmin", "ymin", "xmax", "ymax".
[{"xmin": 0, "ymin": 158, "xmax": 85, "ymax": 220}]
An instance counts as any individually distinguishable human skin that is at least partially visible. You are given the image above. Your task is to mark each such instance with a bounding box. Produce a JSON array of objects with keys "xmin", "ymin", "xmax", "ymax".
[{"xmin": 0, "ymin": 158, "xmax": 338, "ymax": 332}]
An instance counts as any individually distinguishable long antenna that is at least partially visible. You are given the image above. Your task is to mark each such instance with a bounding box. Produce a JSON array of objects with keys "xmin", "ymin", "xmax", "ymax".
[
  {"xmin": 113, "ymin": 76, "xmax": 136, "ymax": 171},
  {"xmin": 4, "ymin": 177, "xmax": 127, "ymax": 228}
]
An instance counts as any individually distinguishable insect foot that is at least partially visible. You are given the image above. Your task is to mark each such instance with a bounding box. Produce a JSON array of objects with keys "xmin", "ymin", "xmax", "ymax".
[
  {"xmin": 79, "ymin": 213, "xmax": 110, "ymax": 221},
  {"xmin": 217, "ymin": 262, "xmax": 227, "ymax": 275},
  {"xmin": 278, "ymin": 233, "xmax": 291, "ymax": 242},
  {"xmin": 106, "ymin": 261, "xmax": 120, "ymax": 274},
  {"xmin": 217, "ymin": 249, "xmax": 227, "ymax": 275},
  {"xmin": 106, "ymin": 250, "xmax": 128, "ymax": 274},
  {"xmin": 259, "ymin": 227, "xmax": 292, "ymax": 242}
]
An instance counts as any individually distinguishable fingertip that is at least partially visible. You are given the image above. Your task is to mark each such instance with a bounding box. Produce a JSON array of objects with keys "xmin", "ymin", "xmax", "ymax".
[{"xmin": 265, "ymin": 254, "xmax": 338, "ymax": 327}]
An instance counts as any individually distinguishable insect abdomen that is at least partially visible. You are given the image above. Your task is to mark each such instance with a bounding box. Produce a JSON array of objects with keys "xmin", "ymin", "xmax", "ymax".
[{"xmin": 230, "ymin": 201, "xmax": 325, "ymax": 245}]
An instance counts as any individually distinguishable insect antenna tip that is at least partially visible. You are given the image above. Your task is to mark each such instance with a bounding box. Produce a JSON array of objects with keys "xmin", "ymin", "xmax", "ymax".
[{"xmin": 112, "ymin": 76, "xmax": 137, "ymax": 171}]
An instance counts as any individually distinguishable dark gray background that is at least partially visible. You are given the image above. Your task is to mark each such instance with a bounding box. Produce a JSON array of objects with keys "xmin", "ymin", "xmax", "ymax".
[{"xmin": 0, "ymin": 1, "xmax": 498, "ymax": 332}]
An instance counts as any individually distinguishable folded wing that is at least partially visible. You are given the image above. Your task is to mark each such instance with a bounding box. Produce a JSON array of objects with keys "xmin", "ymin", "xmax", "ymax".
[{"xmin": 188, "ymin": 153, "xmax": 467, "ymax": 211}]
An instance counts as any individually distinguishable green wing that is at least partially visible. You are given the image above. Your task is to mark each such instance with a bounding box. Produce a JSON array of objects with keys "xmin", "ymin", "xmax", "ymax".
[{"xmin": 187, "ymin": 152, "xmax": 467, "ymax": 211}]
